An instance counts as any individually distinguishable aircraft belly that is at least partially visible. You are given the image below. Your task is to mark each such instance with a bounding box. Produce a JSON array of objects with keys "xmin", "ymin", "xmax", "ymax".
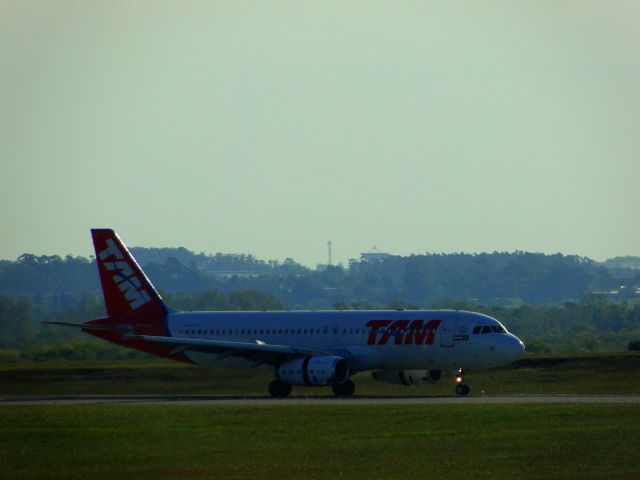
[
  {"xmin": 363, "ymin": 344, "xmax": 481, "ymax": 370},
  {"xmin": 361, "ymin": 345, "xmax": 441, "ymax": 370}
]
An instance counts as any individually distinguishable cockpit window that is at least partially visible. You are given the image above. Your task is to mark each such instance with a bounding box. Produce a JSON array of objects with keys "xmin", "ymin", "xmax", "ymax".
[{"xmin": 474, "ymin": 323, "xmax": 507, "ymax": 334}]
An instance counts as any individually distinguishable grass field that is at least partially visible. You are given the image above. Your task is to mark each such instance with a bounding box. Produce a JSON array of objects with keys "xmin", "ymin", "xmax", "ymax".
[
  {"xmin": 2, "ymin": 352, "xmax": 640, "ymax": 396},
  {"xmin": 1, "ymin": 353, "xmax": 640, "ymax": 479},
  {"xmin": 1, "ymin": 403, "xmax": 639, "ymax": 479}
]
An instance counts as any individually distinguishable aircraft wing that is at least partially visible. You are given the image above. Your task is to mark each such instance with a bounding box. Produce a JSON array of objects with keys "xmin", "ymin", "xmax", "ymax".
[{"xmin": 126, "ymin": 334, "xmax": 336, "ymax": 366}]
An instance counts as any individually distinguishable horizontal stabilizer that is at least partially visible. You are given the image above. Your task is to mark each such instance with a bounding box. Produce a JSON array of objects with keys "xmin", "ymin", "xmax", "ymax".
[{"xmin": 42, "ymin": 321, "xmax": 112, "ymax": 331}]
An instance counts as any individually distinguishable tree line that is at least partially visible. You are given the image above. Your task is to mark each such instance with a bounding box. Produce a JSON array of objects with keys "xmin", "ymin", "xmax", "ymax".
[
  {"xmin": 1, "ymin": 249, "xmax": 639, "ymax": 306},
  {"xmin": 1, "ymin": 247, "xmax": 639, "ymax": 361}
]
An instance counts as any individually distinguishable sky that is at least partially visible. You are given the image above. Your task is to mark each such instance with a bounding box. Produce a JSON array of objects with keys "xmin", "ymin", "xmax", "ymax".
[{"xmin": 1, "ymin": 1, "xmax": 638, "ymax": 266}]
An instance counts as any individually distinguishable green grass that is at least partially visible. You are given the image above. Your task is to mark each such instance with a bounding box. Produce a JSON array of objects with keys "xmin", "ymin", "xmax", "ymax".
[
  {"xmin": 2, "ymin": 354, "xmax": 640, "ymax": 479},
  {"xmin": 2, "ymin": 352, "xmax": 640, "ymax": 396},
  {"xmin": 0, "ymin": 404, "xmax": 639, "ymax": 479}
]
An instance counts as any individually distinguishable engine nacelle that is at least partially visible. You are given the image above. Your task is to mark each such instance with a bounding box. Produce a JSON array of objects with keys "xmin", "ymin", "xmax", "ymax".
[
  {"xmin": 277, "ymin": 356, "xmax": 349, "ymax": 386},
  {"xmin": 371, "ymin": 369, "xmax": 444, "ymax": 386}
]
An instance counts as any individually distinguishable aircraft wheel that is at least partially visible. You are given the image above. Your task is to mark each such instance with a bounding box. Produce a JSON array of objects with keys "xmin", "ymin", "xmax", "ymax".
[
  {"xmin": 332, "ymin": 380, "xmax": 355, "ymax": 396},
  {"xmin": 455, "ymin": 384, "xmax": 470, "ymax": 396},
  {"xmin": 269, "ymin": 380, "xmax": 292, "ymax": 398}
]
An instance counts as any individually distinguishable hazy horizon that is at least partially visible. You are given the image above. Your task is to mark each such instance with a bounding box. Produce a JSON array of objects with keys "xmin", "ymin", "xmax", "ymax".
[
  {"xmin": 0, "ymin": 233, "xmax": 634, "ymax": 268},
  {"xmin": 2, "ymin": 1, "xmax": 638, "ymax": 267}
]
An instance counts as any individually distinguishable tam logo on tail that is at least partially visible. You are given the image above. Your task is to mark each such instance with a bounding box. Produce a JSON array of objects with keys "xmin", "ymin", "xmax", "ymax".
[
  {"xmin": 98, "ymin": 238, "xmax": 151, "ymax": 310},
  {"xmin": 92, "ymin": 229, "xmax": 168, "ymax": 318}
]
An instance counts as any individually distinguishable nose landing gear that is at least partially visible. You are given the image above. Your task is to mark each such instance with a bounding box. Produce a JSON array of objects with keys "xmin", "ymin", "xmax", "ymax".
[{"xmin": 454, "ymin": 368, "xmax": 470, "ymax": 396}]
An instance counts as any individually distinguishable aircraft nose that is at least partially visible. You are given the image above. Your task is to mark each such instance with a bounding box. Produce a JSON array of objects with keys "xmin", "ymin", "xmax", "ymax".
[{"xmin": 506, "ymin": 335, "xmax": 525, "ymax": 360}]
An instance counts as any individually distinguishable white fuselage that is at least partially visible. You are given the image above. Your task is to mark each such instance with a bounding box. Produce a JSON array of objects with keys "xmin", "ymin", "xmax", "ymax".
[{"xmin": 166, "ymin": 309, "xmax": 525, "ymax": 373}]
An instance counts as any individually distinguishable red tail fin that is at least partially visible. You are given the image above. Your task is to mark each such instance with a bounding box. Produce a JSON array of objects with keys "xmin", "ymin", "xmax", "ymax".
[{"xmin": 91, "ymin": 229, "xmax": 168, "ymax": 318}]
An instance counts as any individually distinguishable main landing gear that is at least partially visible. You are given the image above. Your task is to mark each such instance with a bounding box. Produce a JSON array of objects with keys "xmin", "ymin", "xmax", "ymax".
[
  {"xmin": 454, "ymin": 367, "xmax": 470, "ymax": 396},
  {"xmin": 332, "ymin": 380, "xmax": 355, "ymax": 397},
  {"xmin": 267, "ymin": 379, "xmax": 356, "ymax": 398},
  {"xmin": 268, "ymin": 379, "xmax": 292, "ymax": 398}
]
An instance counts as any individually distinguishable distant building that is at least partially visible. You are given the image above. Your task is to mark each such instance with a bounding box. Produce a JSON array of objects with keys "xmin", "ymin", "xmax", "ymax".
[
  {"xmin": 360, "ymin": 246, "xmax": 390, "ymax": 262},
  {"xmin": 205, "ymin": 270, "xmax": 264, "ymax": 279}
]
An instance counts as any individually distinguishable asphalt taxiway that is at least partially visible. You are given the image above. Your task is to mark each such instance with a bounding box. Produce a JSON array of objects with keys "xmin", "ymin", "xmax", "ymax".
[{"xmin": 1, "ymin": 394, "xmax": 639, "ymax": 406}]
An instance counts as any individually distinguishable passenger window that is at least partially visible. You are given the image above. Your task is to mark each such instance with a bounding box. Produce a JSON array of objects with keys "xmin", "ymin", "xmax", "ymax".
[
  {"xmin": 482, "ymin": 326, "xmax": 492, "ymax": 334},
  {"xmin": 473, "ymin": 326, "xmax": 481, "ymax": 334}
]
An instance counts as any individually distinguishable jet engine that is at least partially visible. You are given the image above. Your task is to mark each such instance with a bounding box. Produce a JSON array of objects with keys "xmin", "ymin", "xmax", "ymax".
[
  {"xmin": 371, "ymin": 369, "xmax": 444, "ymax": 386},
  {"xmin": 277, "ymin": 356, "xmax": 349, "ymax": 386}
]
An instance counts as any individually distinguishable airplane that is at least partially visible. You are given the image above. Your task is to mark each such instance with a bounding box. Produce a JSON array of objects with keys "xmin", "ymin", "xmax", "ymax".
[{"xmin": 47, "ymin": 229, "xmax": 525, "ymax": 397}]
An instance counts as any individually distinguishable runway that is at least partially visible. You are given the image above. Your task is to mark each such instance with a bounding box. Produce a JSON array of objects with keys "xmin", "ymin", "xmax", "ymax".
[{"xmin": 2, "ymin": 394, "xmax": 639, "ymax": 406}]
